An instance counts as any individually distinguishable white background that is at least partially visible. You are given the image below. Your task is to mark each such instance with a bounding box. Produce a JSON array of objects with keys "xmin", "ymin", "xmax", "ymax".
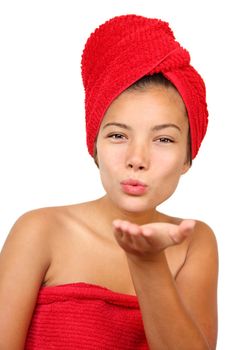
[{"xmin": 0, "ymin": 1, "xmax": 232, "ymax": 348}]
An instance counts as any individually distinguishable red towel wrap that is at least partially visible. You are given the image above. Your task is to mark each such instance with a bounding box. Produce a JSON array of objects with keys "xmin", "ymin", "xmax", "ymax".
[{"xmin": 25, "ymin": 282, "xmax": 149, "ymax": 349}]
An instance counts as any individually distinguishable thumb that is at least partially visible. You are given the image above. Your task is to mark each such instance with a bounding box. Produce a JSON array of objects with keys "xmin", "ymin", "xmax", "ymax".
[{"xmin": 172, "ymin": 220, "xmax": 196, "ymax": 244}]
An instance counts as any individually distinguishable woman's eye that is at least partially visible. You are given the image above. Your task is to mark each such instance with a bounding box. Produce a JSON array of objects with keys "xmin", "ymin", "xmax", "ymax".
[
  {"xmin": 108, "ymin": 133, "xmax": 125, "ymax": 140},
  {"xmin": 157, "ymin": 137, "xmax": 174, "ymax": 143}
]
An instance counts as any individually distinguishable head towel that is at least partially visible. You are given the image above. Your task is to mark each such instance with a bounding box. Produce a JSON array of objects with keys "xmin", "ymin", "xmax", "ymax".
[{"xmin": 81, "ymin": 14, "xmax": 208, "ymax": 159}]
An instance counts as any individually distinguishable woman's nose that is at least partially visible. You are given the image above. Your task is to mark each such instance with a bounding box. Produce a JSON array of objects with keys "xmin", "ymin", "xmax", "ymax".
[{"xmin": 126, "ymin": 143, "xmax": 150, "ymax": 171}]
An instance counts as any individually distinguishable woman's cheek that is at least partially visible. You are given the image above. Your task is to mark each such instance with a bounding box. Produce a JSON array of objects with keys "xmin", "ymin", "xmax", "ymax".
[
  {"xmin": 100, "ymin": 147, "xmax": 124, "ymax": 172},
  {"xmin": 98, "ymin": 151, "xmax": 121, "ymax": 188},
  {"xmin": 153, "ymin": 146, "xmax": 187, "ymax": 171},
  {"xmin": 151, "ymin": 152, "xmax": 186, "ymax": 194}
]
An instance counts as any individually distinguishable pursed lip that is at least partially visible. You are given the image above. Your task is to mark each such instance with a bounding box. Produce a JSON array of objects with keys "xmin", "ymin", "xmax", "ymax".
[
  {"xmin": 120, "ymin": 179, "xmax": 148, "ymax": 195},
  {"xmin": 120, "ymin": 179, "xmax": 148, "ymax": 187}
]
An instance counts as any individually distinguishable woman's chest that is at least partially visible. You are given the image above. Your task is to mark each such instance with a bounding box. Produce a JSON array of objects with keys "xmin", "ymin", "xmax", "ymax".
[{"xmin": 43, "ymin": 218, "xmax": 188, "ymax": 294}]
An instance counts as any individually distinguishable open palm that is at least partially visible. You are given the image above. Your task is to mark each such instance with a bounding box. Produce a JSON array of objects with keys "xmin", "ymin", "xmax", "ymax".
[{"xmin": 113, "ymin": 219, "xmax": 195, "ymax": 260}]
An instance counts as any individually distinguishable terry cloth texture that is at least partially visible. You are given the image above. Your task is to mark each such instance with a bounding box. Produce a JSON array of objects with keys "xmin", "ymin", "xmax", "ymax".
[
  {"xmin": 81, "ymin": 14, "xmax": 208, "ymax": 159},
  {"xmin": 25, "ymin": 282, "xmax": 149, "ymax": 349}
]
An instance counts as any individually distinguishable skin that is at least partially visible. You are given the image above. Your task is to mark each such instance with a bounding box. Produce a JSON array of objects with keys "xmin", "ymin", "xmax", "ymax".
[
  {"xmin": 95, "ymin": 86, "xmax": 218, "ymax": 349},
  {"xmin": 96, "ymin": 85, "xmax": 190, "ymax": 217},
  {"xmin": 0, "ymin": 85, "xmax": 218, "ymax": 349}
]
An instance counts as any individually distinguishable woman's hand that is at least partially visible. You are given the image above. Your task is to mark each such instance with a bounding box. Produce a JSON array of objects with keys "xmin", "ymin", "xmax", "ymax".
[{"xmin": 112, "ymin": 219, "xmax": 195, "ymax": 260}]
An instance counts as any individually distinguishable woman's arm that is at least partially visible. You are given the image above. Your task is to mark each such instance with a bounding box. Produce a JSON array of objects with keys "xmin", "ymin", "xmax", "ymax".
[
  {"xmin": 113, "ymin": 220, "xmax": 218, "ymax": 350},
  {"xmin": 0, "ymin": 210, "xmax": 51, "ymax": 350}
]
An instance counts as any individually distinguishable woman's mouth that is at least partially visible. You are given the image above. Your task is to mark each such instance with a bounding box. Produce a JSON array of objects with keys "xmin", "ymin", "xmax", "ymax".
[{"xmin": 120, "ymin": 179, "xmax": 148, "ymax": 195}]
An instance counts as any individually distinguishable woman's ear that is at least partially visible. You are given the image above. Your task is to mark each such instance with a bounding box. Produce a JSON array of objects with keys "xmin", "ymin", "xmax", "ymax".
[
  {"xmin": 182, "ymin": 132, "xmax": 192, "ymax": 174},
  {"xmin": 181, "ymin": 161, "xmax": 191, "ymax": 175},
  {"xmin": 93, "ymin": 142, "xmax": 99, "ymax": 168},
  {"xmin": 94, "ymin": 155, "xmax": 99, "ymax": 168}
]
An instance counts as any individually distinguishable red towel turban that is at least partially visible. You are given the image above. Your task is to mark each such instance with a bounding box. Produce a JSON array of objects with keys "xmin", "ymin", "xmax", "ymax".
[{"xmin": 81, "ymin": 14, "xmax": 208, "ymax": 159}]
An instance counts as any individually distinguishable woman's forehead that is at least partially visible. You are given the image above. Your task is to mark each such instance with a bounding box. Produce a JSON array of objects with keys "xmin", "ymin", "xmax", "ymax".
[{"xmin": 102, "ymin": 86, "xmax": 188, "ymax": 127}]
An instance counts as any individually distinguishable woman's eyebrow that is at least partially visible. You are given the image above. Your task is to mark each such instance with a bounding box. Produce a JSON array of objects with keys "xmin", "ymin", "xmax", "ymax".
[
  {"xmin": 152, "ymin": 123, "xmax": 181, "ymax": 132},
  {"xmin": 102, "ymin": 122, "xmax": 181, "ymax": 132},
  {"xmin": 102, "ymin": 122, "xmax": 132, "ymax": 130}
]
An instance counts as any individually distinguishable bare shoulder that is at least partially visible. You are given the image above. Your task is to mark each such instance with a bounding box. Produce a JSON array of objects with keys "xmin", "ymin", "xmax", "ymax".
[
  {"xmin": 188, "ymin": 219, "xmax": 218, "ymax": 257},
  {"xmin": 0, "ymin": 202, "xmax": 88, "ymax": 274},
  {"xmin": 180, "ymin": 218, "xmax": 219, "ymax": 281},
  {"xmin": 2, "ymin": 207, "xmax": 56, "ymax": 256},
  {"xmin": 0, "ymin": 203, "xmax": 92, "ymax": 349},
  {"xmin": 0, "ymin": 205, "xmax": 70, "ymax": 349},
  {"xmin": 159, "ymin": 211, "xmax": 218, "ymax": 253},
  {"xmin": 1, "ymin": 207, "xmax": 55, "ymax": 261}
]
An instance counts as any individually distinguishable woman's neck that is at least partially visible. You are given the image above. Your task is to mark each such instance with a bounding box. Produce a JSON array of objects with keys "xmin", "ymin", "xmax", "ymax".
[{"xmin": 94, "ymin": 195, "xmax": 161, "ymax": 226}]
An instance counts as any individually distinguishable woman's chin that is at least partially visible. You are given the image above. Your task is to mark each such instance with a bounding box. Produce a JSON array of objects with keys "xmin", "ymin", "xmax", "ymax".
[{"xmin": 111, "ymin": 195, "xmax": 157, "ymax": 215}]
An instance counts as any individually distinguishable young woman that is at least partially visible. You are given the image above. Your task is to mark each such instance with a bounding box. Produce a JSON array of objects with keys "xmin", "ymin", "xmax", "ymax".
[{"xmin": 0, "ymin": 15, "xmax": 218, "ymax": 350}]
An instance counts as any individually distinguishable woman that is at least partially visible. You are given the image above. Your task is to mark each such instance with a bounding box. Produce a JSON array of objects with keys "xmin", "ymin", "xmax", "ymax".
[{"xmin": 0, "ymin": 14, "xmax": 218, "ymax": 349}]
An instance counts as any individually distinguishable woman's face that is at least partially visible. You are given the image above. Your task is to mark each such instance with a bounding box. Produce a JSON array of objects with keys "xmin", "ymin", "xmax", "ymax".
[{"xmin": 96, "ymin": 85, "xmax": 190, "ymax": 213}]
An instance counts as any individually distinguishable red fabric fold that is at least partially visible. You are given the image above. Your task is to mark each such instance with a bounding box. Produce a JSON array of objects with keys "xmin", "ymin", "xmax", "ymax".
[
  {"xmin": 25, "ymin": 282, "xmax": 149, "ymax": 349},
  {"xmin": 81, "ymin": 14, "xmax": 208, "ymax": 159}
]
